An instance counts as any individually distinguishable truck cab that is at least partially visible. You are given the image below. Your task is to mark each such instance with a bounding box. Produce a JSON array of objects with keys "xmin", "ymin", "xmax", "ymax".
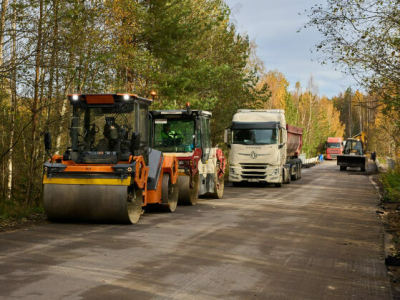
[{"xmin": 225, "ymin": 109, "xmax": 291, "ymax": 186}]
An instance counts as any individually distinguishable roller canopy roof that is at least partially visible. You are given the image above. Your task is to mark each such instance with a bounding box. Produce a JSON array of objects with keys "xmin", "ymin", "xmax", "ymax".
[{"xmin": 150, "ymin": 110, "xmax": 212, "ymax": 118}]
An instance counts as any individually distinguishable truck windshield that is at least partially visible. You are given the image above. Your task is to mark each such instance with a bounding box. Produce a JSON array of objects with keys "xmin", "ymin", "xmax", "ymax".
[
  {"xmin": 327, "ymin": 143, "xmax": 341, "ymax": 148},
  {"xmin": 71, "ymin": 104, "xmax": 135, "ymax": 153},
  {"xmin": 153, "ymin": 118, "xmax": 195, "ymax": 152},
  {"xmin": 232, "ymin": 128, "xmax": 277, "ymax": 145}
]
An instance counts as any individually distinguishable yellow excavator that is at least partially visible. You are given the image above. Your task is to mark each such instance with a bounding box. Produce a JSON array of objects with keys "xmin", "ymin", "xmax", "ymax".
[{"xmin": 337, "ymin": 131, "xmax": 367, "ymax": 172}]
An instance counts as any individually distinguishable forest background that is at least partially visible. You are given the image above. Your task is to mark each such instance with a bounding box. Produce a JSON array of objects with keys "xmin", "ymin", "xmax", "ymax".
[{"xmin": 0, "ymin": 0, "xmax": 398, "ymax": 211}]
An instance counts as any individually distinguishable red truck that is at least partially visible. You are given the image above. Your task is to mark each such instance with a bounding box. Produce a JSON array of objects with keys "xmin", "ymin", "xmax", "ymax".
[{"xmin": 325, "ymin": 137, "xmax": 343, "ymax": 160}]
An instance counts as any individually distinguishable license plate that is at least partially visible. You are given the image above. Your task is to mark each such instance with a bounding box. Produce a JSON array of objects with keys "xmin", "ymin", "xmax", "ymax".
[{"xmin": 248, "ymin": 179, "xmax": 259, "ymax": 182}]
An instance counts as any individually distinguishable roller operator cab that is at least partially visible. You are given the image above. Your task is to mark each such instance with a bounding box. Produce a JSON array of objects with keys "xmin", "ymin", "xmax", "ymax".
[
  {"xmin": 43, "ymin": 94, "xmax": 179, "ymax": 224},
  {"xmin": 149, "ymin": 106, "xmax": 226, "ymax": 205},
  {"xmin": 224, "ymin": 109, "xmax": 303, "ymax": 187}
]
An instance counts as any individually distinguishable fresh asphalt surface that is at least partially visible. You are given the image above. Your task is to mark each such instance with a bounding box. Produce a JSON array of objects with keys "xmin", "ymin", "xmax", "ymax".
[{"xmin": 0, "ymin": 161, "xmax": 392, "ymax": 299}]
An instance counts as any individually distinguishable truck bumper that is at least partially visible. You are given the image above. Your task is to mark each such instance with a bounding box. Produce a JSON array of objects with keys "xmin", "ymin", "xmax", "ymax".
[{"xmin": 229, "ymin": 165, "xmax": 281, "ymax": 183}]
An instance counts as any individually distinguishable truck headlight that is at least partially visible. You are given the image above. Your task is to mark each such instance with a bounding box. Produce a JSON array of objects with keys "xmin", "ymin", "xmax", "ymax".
[
  {"xmin": 271, "ymin": 168, "xmax": 279, "ymax": 175},
  {"xmin": 230, "ymin": 167, "xmax": 237, "ymax": 175}
]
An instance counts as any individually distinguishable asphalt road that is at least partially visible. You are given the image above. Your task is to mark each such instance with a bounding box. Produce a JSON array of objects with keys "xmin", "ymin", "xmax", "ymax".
[{"xmin": 0, "ymin": 161, "xmax": 392, "ymax": 299}]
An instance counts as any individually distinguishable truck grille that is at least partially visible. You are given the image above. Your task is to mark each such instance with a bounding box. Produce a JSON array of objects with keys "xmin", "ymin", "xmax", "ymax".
[
  {"xmin": 240, "ymin": 163, "xmax": 267, "ymax": 170},
  {"xmin": 239, "ymin": 164, "xmax": 268, "ymax": 180}
]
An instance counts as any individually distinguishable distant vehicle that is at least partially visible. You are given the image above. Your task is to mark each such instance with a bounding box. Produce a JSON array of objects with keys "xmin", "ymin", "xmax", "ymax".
[
  {"xmin": 325, "ymin": 137, "xmax": 343, "ymax": 160},
  {"xmin": 337, "ymin": 131, "xmax": 367, "ymax": 172},
  {"xmin": 224, "ymin": 109, "xmax": 303, "ymax": 187}
]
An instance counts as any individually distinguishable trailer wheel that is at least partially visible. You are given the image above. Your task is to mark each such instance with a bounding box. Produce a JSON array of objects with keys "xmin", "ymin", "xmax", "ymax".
[
  {"xmin": 298, "ymin": 163, "xmax": 302, "ymax": 179},
  {"xmin": 340, "ymin": 166, "xmax": 347, "ymax": 171},
  {"xmin": 291, "ymin": 165, "xmax": 298, "ymax": 181},
  {"xmin": 162, "ymin": 174, "xmax": 178, "ymax": 212}
]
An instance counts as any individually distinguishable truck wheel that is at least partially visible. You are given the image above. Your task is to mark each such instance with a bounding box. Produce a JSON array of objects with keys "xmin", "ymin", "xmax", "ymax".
[
  {"xmin": 298, "ymin": 163, "xmax": 302, "ymax": 179},
  {"xmin": 275, "ymin": 182, "xmax": 282, "ymax": 188},
  {"xmin": 162, "ymin": 174, "xmax": 178, "ymax": 212},
  {"xmin": 232, "ymin": 182, "xmax": 241, "ymax": 187},
  {"xmin": 291, "ymin": 166, "xmax": 298, "ymax": 181},
  {"xmin": 340, "ymin": 166, "xmax": 347, "ymax": 171},
  {"xmin": 211, "ymin": 165, "xmax": 224, "ymax": 199}
]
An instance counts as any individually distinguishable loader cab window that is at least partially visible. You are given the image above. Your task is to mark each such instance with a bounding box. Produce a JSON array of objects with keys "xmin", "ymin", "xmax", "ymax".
[
  {"xmin": 70, "ymin": 104, "xmax": 136, "ymax": 161},
  {"xmin": 343, "ymin": 140, "xmax": 364, "ymax": 155},
  {"xmin": 232, "ymin": 128, "xmax": 278, "ymax": 145},
  {"xmin": 153, "ymin": 118, "xmax": 195, "ymax": 153}
]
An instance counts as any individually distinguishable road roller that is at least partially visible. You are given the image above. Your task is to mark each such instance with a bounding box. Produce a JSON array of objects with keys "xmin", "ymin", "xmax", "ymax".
[
  {"xmin": 43, "ymin": 93, "xmax": 179, "ymax": 224},
  {"xmin": 149, "ymin": 104, "xmax": 226, "ymax": 205}
]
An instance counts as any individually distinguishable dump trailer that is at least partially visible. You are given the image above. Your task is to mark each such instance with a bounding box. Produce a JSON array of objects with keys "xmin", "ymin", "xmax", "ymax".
[
  {"xmin": 149, "ymin": 104, "xmax": 226, "ymax": 205},
  {"xmin": 224, "ymin": 109, "xmax": 303, "ymax": 187},
  {"xmin": 43, "ymin": 94, "xmax": 179, "ymax": 224},
  {"xmin": 325, "ymin": 137, "xmax": 343, "ymax": 159},
  {"xmin": 337, "ymin": 131, "xmax": 367, "ymax": 172}
]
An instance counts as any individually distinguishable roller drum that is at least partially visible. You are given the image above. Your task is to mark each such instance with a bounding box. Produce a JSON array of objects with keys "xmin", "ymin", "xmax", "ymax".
[{"xmin": 44, "ymin": 184, "xmax": 142, "ymax": 224}]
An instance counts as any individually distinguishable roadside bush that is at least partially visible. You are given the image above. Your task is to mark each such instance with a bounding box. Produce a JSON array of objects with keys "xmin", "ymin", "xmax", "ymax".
[
  {"xmin": 380, "ymin": 164, "xmax": 400, "ymax": 202},
  {"xmin": 0, "ymin": 201, "xmax": 44, "ymax": 222}
]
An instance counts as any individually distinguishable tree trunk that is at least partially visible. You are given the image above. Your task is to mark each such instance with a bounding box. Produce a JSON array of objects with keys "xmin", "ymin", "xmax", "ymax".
[{"xmin": 26, "ymin": 0, "xmax": 43, "ymax": 204}]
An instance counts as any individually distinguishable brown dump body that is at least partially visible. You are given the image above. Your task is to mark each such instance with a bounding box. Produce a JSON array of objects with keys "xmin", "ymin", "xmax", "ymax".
[{"xmin": 286, "ymin": 124, "xmax": 303, "ymax": 158}]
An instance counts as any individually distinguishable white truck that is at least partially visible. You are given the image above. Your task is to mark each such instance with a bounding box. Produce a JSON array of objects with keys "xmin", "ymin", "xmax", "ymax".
[{"xmin": 224, "ymin": 109, "xmax": 303, "ymax": 187}]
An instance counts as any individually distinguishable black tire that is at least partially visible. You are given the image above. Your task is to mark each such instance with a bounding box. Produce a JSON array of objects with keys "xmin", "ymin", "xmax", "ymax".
[
  {"xmin": 232, "ymin": 182, "xmax": 241, "ymax": 187},
  {"xmin": 291, "ymin": 165, "xmax": 298, "ymax": 181},
  {"xmin": 361, "ymin": 166, "xmax": 366, "ymax": 172},
  {"xmin": 275, "ymin": 182, "xmax": 282, "ymax": 187},
  {"xmin": 297, "ymin": 163, "xmax": 302, "ymax": 179},
  {"xmin": 340, "ymin": 166, "xmax": 347, "ymax": 171}
]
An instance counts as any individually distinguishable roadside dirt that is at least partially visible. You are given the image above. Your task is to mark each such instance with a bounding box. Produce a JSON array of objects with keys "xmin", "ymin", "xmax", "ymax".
[{"xmin": 0, "ymin": 212, "xmax": 47, "ymax": 233}]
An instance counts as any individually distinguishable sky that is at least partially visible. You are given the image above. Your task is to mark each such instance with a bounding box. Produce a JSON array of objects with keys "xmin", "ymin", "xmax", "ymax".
[{"xmin": 224, "ymin": 0, "xmax": 358, "ymax": 98}]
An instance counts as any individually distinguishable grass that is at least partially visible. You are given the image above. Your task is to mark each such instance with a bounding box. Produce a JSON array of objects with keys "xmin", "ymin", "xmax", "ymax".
[
  {"xmin": 0, "ymin": 200, "xmax": 45, "ymax": 223},
  {"xmin": 380, "ymin": 165, "xmax": 400, "ymax": 203}
]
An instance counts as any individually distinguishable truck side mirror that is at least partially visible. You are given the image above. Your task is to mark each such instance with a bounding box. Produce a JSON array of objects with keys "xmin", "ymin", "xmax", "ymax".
[
  {"xmin": 278, "ymin": 143, "xmax": 285, "ymax": 149},
  {"xmin": 44, "ymin": 132, "xmax": 52, "ymax": 150},
  {"xmin": 131, "ymin": 132, "xmax": 141, "ymax": 153}
]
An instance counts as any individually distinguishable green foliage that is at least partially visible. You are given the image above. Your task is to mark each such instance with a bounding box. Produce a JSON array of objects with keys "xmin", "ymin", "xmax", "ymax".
[
  {"xmin": 0, "ymin": 200, "xmax": 44, "ymax": 221},
  {"xmin": 380, "ymin": 166, "xmax": 400, "ymax": 203}
]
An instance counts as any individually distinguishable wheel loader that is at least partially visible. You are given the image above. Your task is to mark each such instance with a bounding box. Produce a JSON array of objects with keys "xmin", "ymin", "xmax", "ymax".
[
  {"xmin": 43, "ymin": 94, "xmax": 179, "ymax": 224},
  {"xmin": 337, "ymin": 131, "xmax": 367, "ymax": 172},
  {"xmin": 149, "ymin": 104, "xmax": 226, "ymax": 205}
]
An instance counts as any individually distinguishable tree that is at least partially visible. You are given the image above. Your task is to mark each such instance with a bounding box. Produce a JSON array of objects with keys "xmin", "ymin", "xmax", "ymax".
[{"xmin": 304, "ymin": 0, "xmax": 400, "ymax": 119}]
